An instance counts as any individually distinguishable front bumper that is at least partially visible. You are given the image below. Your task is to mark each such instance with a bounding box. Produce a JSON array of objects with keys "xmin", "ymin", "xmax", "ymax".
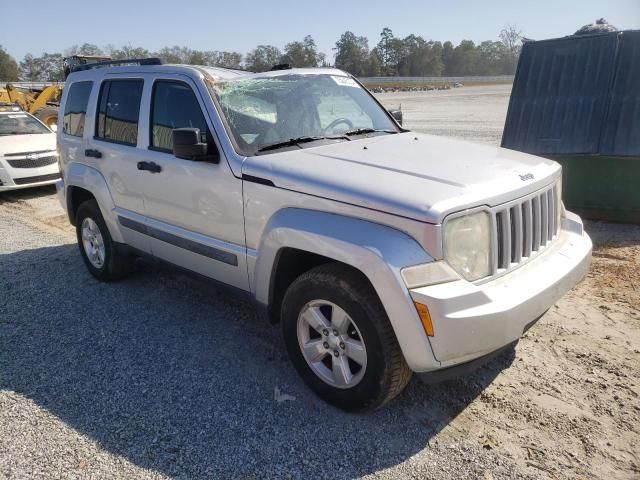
[
  {"xmin": 410, "ymin": 212, "xmax": 592, "ymax": 370},
  {"xmin": 0, "ymin": 160, "xmax": 60, "ymax": 192},
  {"xmin": 417, "ymin": 340, "xmax": 519, "ymax": 384}
]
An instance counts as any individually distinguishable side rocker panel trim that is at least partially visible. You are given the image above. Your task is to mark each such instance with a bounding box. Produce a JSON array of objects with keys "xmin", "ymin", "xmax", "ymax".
[{"xmin": 117, "ymin": 215, "xmax": 239, "ymax": 266}]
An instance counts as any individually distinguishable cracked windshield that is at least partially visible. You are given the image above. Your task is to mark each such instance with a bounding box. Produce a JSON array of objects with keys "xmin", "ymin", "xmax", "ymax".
[{"xmin": 209, "ymin": 74, "xmax": 398, "ymax": 155}]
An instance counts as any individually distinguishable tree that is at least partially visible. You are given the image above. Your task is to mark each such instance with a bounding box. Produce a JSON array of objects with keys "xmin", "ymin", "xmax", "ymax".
[
  {"xmin": 105, "ymin": 44, "xmax": 151, "ymax": 60},
  {"xmin": 334, "ymin": 31, "xmax": 370, "ymax": 76},
  {"xmin": 39, "ymin": 53, "xmax": 64, "ymax": 81},
  {"xmin": 19, "ymin": 54, "xmax": 43, "ymax": 81},
  {"xmin": 477, "ymin": 40, "xmax": 504, "ymax": 75},
  {"xmin": 281, "ymin": 35, "xmax": 325, "ymax": 67},
  {"xmin": 376, "ymin": 27, "xmax": 395, "ymax": 73},
  {"xmin": 18, "ymin": 53, "xmax": 64, "ymax": 81},
  {"xmin": 441, "ymin": 41, "xmax": 455, "ymax": 76},
  {"xmin": 397, "ymin": 36, "xmax": 444, "ymax": 76},
  {"xmin": 245, "ymin": 45, "xmax": 281, "ymax": 72},
  {"xmin": 498, "ymin": 24, "xmax": 522, "ymax": 74},
  {"xmin": 446, "ymin": 40, "xmax": 480, "ymax": 76},
  {"xmin": 365, "ymin": 48, "xmax": 382, "ymax": 76},
  {"xmin": 204, "ymin": 51, "xmax": 243, "ymax": 69},
  {"xmin": 0, "ymin": 46, "xmax": 19, "ymax": 81},
  {"xmin": 65, "ymin": 43, "xmax": 104, "ymax": 56},
  {"xmin": 156, "ymin": 45, "xmax": 192, "ymax": 64},
  {"xmin": 499, "ymin": 24, "xmax": 522, "ymax": 56}
]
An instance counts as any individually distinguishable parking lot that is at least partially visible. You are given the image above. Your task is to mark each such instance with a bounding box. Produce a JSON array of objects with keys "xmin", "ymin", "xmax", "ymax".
[{"xmin": 1, "ymin": 85, "xmax": 639, "ymax": 479}]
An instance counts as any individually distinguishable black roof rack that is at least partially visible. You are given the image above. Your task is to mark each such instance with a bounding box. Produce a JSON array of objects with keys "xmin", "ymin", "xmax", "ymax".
[{"xmin": 71, "ymin": 57, "xmax": 163, "ymax": 73}]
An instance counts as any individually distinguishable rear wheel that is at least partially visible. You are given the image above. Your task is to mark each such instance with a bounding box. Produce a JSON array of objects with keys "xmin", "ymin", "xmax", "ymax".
[
  {"xmin": 281, "ymin": 263, "xmax": 412, "ymax": 412},
  {"xmin": 75, "ymin": 200, "xmax": 133, "ymax": 281},
  {"xmin": 33, "ymin": 105, "xmax": 59, "ymax": 131}
]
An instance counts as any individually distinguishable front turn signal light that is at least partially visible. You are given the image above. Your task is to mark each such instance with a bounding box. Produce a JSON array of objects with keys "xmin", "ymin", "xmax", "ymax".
[{"xmin": 414, "ymin": 302, "xmax": 434, "ymax": 337}]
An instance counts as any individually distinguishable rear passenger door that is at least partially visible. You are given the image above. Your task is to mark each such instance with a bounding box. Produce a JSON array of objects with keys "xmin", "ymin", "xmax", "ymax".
[
  {"xmin": 84, "ymin": 76, "xmax": 152, "ymax": 254},
  {"xmin": 134, "ymin": 76, "xmax": 248, "ymax": 291}
]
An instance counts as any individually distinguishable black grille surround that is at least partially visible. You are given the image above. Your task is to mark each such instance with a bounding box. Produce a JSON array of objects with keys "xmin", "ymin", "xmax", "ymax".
[
  {"xmin": 7, "ymin": 155, "xmax": 58, "ymax": 169},
  {"xmin": 13, "ymin": 173, "xmax": 60, "ymax": 185}
]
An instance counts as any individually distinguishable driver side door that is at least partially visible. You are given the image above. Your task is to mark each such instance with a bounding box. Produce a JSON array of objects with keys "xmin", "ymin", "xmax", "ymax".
[{"xmin": 134, "ymin": 76, "xmax": 249, "ymax": 291}]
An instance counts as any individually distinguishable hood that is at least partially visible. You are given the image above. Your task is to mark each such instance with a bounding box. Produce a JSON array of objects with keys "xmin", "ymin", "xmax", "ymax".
[
  {"xmin": 242, "ymin": 132, "xmax": 561, "ymax": 224},
  {"xmin": 0, "ymin": 133, "xmax": 56, "ymax": 156}
]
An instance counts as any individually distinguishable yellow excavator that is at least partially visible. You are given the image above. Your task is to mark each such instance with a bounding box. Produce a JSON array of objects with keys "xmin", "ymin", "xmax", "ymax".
[{"xmin": 0, "ymin": 55, "xmax": 111, "ymax": 130}]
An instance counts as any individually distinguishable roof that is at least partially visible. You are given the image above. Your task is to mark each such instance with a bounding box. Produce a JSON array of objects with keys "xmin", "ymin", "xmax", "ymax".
[{"xmin": 66, "ymin": 62, "xmax": 348, "ymax": 83}]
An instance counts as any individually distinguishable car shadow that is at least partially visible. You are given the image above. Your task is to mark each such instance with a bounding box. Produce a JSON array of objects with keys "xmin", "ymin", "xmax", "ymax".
[
  {"xmin": 0, "ymin": 184, "xmax": 57, "ymax": 203},
  {"xmin": 0, "ymin": 244, "xmax": 515, "ymax": 478}
]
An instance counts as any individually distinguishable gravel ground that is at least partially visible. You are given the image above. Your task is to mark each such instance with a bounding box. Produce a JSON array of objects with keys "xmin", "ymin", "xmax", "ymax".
[
  {"xmin": 376, "ymin": 84, "xmax": 512, "ymax": 146},
  {"xmin": 1, "ymin": 86, "xmax": 638, "ymax": 479}
]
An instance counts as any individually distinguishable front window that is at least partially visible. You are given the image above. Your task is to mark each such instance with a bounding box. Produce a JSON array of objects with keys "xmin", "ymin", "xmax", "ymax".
[
  {"xmin": 208, "ymin": 74, "xmax": 399, "ymax": 156},
  {"xmin": 0, "ymin": 113, "xmax": 50, "ymax": 136}
]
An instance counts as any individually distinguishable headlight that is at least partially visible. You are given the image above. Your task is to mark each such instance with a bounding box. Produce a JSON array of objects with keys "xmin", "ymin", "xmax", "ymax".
[{"xmin": 444, "ymin": 211, "xmax": 491, "ymax": 281}]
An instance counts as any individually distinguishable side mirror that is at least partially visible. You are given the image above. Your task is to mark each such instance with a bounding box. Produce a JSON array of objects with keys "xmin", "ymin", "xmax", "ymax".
[
  {"xmin": 388, "ymin": 109, "xmax": 403, "ymax": 126},
  {"xmin": 172, "ymin": 128, "xmax": 213, "ymax": 161}
]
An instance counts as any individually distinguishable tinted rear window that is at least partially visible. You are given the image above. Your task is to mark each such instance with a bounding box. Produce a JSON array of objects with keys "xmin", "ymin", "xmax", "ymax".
[
  {"xmin": 96, "ymin": 79, "xmax": 143, "ymax": 146},
  {"xmin": 63, "ymin": 81, "xmax": 93, "ymax": 137}
]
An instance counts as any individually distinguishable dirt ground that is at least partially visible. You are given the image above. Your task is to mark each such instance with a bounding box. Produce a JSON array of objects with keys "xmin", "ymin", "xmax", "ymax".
[
  {"xmin": 1, "ymin": 85, "xmax": 638, "ymax": 479},
  {"xmin": 378, "ymin": 86, "xmax": 640, "ymax": 478},
  {"xmin": 426, "ymin": 221, "xmax": 640, "ymax": 479},
  {"xmin": 376, "ymin": 84, "xmax": 511, "ymax": 146}
]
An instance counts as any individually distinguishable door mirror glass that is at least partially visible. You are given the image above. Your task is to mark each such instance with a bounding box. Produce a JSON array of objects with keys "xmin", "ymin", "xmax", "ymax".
[
  {"xmin": 388, "ymin": 109, "xmax": 403, "ymax": 126},
  {"xmin": 172, "ymin": 128, "xmax": 209, "ymax": 161}
]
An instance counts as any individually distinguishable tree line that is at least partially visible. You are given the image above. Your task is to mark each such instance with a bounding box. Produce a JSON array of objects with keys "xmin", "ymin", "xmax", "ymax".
[{"xmin": 0, "ymin": 26, "xmax": 522, "ymax": 82}]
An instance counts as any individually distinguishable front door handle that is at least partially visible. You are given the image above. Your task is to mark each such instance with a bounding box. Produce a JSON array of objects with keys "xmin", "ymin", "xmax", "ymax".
[
  {"xmin": 137, "ymin": 161, "xmax": 162, "ymax": 173},
  {"xmin": 85, "ymin": 149, "xmax": 102, "ymax": 159}
]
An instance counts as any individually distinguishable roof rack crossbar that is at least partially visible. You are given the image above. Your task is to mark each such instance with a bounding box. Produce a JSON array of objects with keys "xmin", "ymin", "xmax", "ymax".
[{"xmin": 71, "ymin": 57, "xmax": 163, "ymax": 73}]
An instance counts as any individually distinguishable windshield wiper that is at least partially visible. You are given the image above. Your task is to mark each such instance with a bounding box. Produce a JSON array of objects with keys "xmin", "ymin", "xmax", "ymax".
[
  {"xmin": 256, "ymin": 135, "xmax": 350, "ymax": 154},
  {"xmin": 344, "ymin": 128, "xmax": 398, "ymax": 137}
]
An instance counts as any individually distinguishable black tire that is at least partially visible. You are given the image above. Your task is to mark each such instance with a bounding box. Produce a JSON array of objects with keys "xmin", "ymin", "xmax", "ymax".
[
  {"xmin": 32, "ymin": 105, "xmax": 59, "ymax": 130},
  {"xmin": 281, "ymin": 263, "xmax": 412, "ymax": 412},
  {"xmin": 75, "ymin": 199, "xmax": 133, "ymax": 281}
]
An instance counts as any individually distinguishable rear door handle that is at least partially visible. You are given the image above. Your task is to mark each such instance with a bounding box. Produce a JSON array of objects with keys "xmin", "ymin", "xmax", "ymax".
[
  {"xmin": 137, "ymin": 161, "xmax": 162, "ymax": 173},
  {"xmin": 85, "ymin": 149, "xmax": 102, "ymax": 159}
]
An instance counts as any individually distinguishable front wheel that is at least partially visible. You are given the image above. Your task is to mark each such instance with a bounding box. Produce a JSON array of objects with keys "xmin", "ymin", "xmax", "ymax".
[
  {"xmin": 281, "ymin": 263, "xmax": 412, "ymax": 412},
  {"xmin": 75, "ymin": 199, "xmax": 133, "ymax": 281}
]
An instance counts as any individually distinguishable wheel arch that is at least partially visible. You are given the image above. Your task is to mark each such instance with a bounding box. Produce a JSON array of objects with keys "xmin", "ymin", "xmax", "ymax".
[
  {"xmin": 64, "ymin": 162, "xmax": 123, "ymax": 243},
  {"xmin": 251, "ymin": 208, "xmax": 440, "ymax": 371},
  {"xmin": 267, "ymin": 247, "xmax": 377, "ymax": 325},
  {"xmin": 67, "ymin": 185, "xmax": 96, "ymax": 226}
]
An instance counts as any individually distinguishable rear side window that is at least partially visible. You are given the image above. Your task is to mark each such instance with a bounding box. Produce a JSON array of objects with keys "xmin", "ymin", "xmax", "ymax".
[
  {"xmin": 63, "ymin": 81, "xmax": 92, "ymax": 137},
  {"xmin": 150, "ymin": 80, "xmax": 210, "ymax": 151},
  {"xmin": 96, "ymin": 79, "xmax": 143, "ymax": 146}
]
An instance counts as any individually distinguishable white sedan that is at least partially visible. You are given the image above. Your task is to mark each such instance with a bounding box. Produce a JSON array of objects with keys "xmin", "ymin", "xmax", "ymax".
[{"xmin": 0, "ymin": 107, "xmax": 59, "ymax": 192}]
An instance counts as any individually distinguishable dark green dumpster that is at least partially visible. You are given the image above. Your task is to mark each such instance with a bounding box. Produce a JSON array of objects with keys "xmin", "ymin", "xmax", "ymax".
[{"xmin": 502, "ymin": 30, "xmax": 640, "ymax": 224}]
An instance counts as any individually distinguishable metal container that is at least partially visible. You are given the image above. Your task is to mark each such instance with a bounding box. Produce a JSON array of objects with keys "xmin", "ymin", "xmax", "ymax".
[{"xmin": 502, "ymin": 30, "xmax": 640, "ymax": 223}]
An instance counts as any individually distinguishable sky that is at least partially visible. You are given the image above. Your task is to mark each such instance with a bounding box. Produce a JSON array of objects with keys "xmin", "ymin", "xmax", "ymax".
[{"xmin": 2, "ymin": 0, "xmax": 639, "ymax": 61}]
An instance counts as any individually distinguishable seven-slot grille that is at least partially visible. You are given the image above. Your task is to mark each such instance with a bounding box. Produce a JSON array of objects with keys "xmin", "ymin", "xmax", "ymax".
[
  {"xmin": 491, "ymin": 182, "xmax": 560, "ymax": 276},
  {"xmin": 7, "ymin": 155, "xmax": 57, "ymax": 169}
]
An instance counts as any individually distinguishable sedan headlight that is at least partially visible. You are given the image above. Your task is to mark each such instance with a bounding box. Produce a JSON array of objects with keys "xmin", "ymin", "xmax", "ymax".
[{"xmin": 444, "ymin": 211, "xmax": 491, "ymax": 281}]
